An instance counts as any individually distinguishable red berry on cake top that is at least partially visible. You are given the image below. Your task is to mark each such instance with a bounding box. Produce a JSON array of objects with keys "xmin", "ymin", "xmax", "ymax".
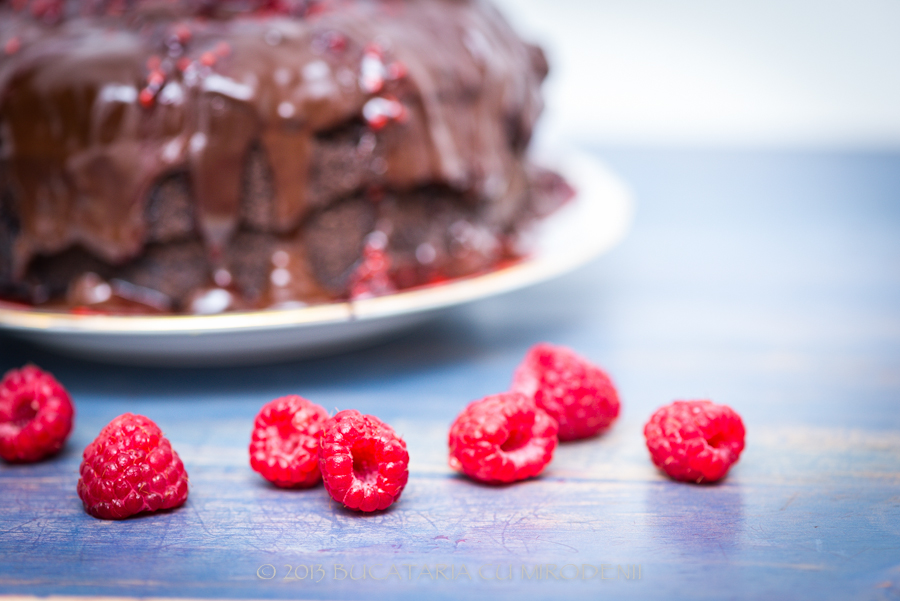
[
  {"xmin": 4, "ymin": 36, "xmax": 21, "ymax": 55},
  {"xmin": 512, "ymin": 343, "xmax": 620, "ymax": 441},
  {"xmin": 0, "ymin": 365, "xmax": 74, "ymax": 463},
  {"xmin": 448, "ymin": 392, "xmax": 558, "ymax": 484},
  {"xmin": 643, "ymin": 400, "xmax": 746, "ymax": 484},
  {"xmin": 77, "ymin": 413, "xmax": 188, "ymax": 520},
  {"xmin": 250, "ymin": 395, "xmax": 328, "ymax": 488},
  {"xmin": 318, "ymin": 410, "xmax": 409, "ymax": 512}
]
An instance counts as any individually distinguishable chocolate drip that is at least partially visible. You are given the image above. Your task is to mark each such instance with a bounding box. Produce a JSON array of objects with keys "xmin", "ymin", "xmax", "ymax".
[{"xmin": 240, "ymin": 144, "xmax": 275, "ymax": 230}]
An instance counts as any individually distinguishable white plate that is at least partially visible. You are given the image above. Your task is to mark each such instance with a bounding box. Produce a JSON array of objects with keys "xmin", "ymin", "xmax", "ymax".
[{"xmin": 0, "ymin": 151, "xmax": 633, "ymax": 365}]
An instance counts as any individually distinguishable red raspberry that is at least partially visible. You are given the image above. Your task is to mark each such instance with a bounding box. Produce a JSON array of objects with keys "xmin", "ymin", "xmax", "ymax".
[
  {"xmin": 511, "ymin": 343, "xmax": 620, "ymax": 441},
  {"xmin": 643, "ymin": 400, "xmax": 746, "ymax": 483},
  {"xmin": 318, "ymin": 410, "xmax": 409, "ymax": 512},
  {"xmin": 0, "ymin": 365, "xmax": 74, "ymax": 462},
  {"xmin": 77, "ymin": 413, "xmax": 188, "ymax": 520},
  {"xmin": 348, "ymin": 232, "xmax": 396, "ymax": 299},
  {"xmin": 249, "ymin": 395, "xmax": 328, "ymax": 488},
  {"xmin": 448, "ymin": 392, "xmax": 558, "ymax": 483}
]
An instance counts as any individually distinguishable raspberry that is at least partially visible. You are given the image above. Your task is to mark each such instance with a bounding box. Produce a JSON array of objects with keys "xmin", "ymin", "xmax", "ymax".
[
  {"xmin": 349, "ymin": 234, "xmax": 396, "ymax": 299},
  {"xmin": 448, "ymin": 392, "xmax": 557, "ymax": 483},
  {"xmin": 249, "ymin": 395, "xmax": 328, "ymax": 488},
  {"xmin": 0, "ymin": 365, "xmax": 74, "ymax": 462},
  {"xmin": 77, "ymin": 413, "xmax": 188, "ymax": 520},
  {"xmin": 643, "ymin": 400, "xmax": 746, "ymax": 484},
  {"xmin": 512, "ymin": 343, "xmax": 620, "ymax": 441},
  {"xmin": 318, "ymin": 410, "xmax": 409, "ymax": 512}
]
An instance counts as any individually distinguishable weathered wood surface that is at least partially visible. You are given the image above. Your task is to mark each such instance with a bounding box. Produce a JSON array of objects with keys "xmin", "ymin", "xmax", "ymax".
[{"xmin": 1, "ymin": 148, "xmax": 899, "ymax": 600}]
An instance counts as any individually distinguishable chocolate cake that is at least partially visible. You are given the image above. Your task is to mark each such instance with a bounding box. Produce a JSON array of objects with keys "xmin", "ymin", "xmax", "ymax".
[{"xmin": 0, "ymin": 0, "xmax": 572, "ymax": 314}]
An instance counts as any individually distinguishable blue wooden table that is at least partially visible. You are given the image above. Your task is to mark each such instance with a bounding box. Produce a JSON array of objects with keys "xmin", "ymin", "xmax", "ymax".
[{"xmin": 2, "ymin": 147, "xmax": 898, "ymax": 600}]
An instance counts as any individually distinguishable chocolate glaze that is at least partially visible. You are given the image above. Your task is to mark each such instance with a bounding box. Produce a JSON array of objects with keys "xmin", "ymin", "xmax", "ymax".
[{"xmin": 0, "ymin": 0, "xmax": 560, "ymax": 313}]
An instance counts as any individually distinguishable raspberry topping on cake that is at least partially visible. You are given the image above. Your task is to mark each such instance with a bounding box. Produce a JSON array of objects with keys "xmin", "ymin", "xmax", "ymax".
[{"xmin": 348, "ymin": 232, "xmax": 396, "ymax": 299}]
